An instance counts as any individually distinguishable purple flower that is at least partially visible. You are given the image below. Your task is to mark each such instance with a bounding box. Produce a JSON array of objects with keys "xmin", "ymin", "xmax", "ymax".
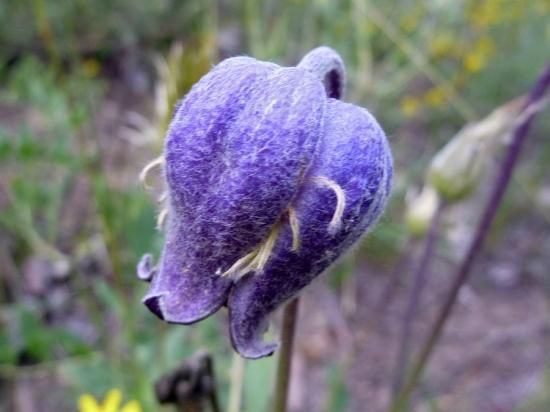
[{"xmin": 138, "ymin": 47, "xmax": 393, "ymax": 359}]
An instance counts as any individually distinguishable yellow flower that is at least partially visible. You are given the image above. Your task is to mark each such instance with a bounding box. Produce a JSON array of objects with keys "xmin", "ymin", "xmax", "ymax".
[
  {"xmin": 400, "ymin": 15, "xmax": 419, "ymax": 32},
  {"xmin": 400, "ymin": 95, "xmax": 421, "ymax": 117},
  {"xmin": 475, "ymin": 37, "xmax": 495, "ymax": 55},
  {"xmin": 463, "ymin": 37, "xmax": 495, "ymax": 73},
  {"xmin": 468, "ymin": 0, "xmax": 502, "ymax": 28},
  {"xmin": 535, "ymin": 0, "xmax": 550, "ymax": 14},
  {"xmin": 82, "ymin": 58, "xmax": 101, "ymax": 78},
  {"xmin": 399, "ymin": 7, "xmax": 424, "ymax": 33},
  {"xmin": 424, "ymin": 87, "xmax": 446, "ymax": 108},
  {"xmin": 78, "ymin": 389, "xmax": 142, "ymax": 412},
  {"xmin": 464, "ymin": 52, "xmax": 486, "ymax": 73},
  {"xmin": 428, "ymin": 34, "xmax": 455, "ymax": 58}
]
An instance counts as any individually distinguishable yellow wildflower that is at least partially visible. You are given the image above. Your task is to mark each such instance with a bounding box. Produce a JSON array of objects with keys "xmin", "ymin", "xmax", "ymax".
[
  {"xmin": 464, "ymin": 52, "xmax": 486, "ymax": 73},
  {"xmin": 463, "ymin": 37, "xmax": 495, "ymax": 73},
  {"xmin": 78, "ymin": 389, "xmax": 142, "ymax": 412},
  {"xmin": 401, "ymin": 95, "xmax": 421, "ymax": 117},
  {"xmin": 399, "ymin": 7, "xmax": 424, "ymax": 33},
  {"xmin": 400, "ymin": 16, "xmax": 417, "ymax": 32},
  {"xmin": 535, "ymin": 0, "xmax": 550, "ymax": 14},
  {"xmin": 428, "ymin": 33, "xmax": 455, "ymax": 58},
  {"xmin": 82, "ymin": 58, "xmax": 101, "ymax": 78},
  {"xmin": 424, "ymin": 87, "xmax": 446, "ymax": 108},
  {"xmin": 468, "ymin": 0, "xmax": 502, "ymax": 29},
  {"xmin": 475, "ymin": 37, "xmax": 496, "ymax": 55}
]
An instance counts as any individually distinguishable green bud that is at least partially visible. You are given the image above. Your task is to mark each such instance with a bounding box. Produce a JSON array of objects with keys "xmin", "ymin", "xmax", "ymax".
[{"xmin": 428, "ymin": 97, "xmax": 525, "ymax": 202}]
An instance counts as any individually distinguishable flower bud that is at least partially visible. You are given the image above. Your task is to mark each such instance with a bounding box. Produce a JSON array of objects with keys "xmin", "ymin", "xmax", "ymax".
[
  {"xmin": 428, "ymin": 97, "xmax": 525, "ymax": 202},
  {"xmin": 404, "ymin": 185, "xmax": 440, "ymax": 237}
]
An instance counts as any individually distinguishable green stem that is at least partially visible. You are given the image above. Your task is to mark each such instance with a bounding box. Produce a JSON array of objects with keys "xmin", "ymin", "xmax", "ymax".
[
  {"xmin": 273, "ymin": 298, "xmax": 300, "ymax": 412},
  {"xmin": 227, "ymin": 353, "xmax": 246, "ymax": 412}
]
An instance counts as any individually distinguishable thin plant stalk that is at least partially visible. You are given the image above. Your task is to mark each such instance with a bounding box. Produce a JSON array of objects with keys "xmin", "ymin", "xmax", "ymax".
[
  {"xmin": 204, "ymin": 355, "xmax": 222, "ymax": 412},
  {"xmin": 391, "ymin": 201, "xmax": 446, "ymax": 398},
  {"xmin": 390, "ymin": 59, "xmax": 550, "ymax": 412},
  {"xmin": 227, "ymin": 353, "xmax": 246, "ymax": 412},
  {"xmin": 273, "ymin": 298, "xmax": 300, "ymax": 412},
  {"xmin": 369, "ymin": 236, "xmax": 413, "ymax": 330}
]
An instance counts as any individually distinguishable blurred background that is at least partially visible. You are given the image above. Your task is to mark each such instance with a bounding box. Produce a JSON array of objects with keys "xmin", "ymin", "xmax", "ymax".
[{"xmin": 0, "ymin": 0, "xmax": 549, "ymax": 411}]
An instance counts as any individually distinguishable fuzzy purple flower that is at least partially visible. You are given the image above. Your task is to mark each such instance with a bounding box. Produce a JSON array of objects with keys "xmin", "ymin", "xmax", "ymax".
[{"xmin": 138, "ymin": 47, "xmax": 393, "ymax": 359}]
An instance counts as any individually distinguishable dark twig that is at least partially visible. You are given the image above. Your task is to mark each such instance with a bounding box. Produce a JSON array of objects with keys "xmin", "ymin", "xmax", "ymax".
[
  {"xmin": 273, "ymin": 298, "xmax": 300, "ymax": 412},
  {"xmin": 390, "ymin": 59, "xmax": 550, "ymax": 412}
]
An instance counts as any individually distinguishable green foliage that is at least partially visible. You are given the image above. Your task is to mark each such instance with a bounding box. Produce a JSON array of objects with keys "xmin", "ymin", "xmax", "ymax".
[
  {"xmin": 0, "ymin": 57, "xmax": 99, "ymax": 251},
  {"xmin": 325, "ymin": 364, "xmax": 349, "ymax": 412},
  {"xmin": 2, "ymin": 305, "xmax": 92, "ymax": 364},
  {"xmin": 244, "ymin": 355, "xmax": 277, "ymax": 411},
  {"xmin": 0, "ymin": 0, "xmax": 211, "ymax": 58},
  {"xmin": 361, "ymin": 219, "xmax": 409, "ymax": 266}
]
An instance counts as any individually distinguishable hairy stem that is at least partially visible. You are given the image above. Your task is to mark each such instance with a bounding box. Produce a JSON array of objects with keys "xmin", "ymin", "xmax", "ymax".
[
  {"xmin": 390, "ymin": 59, "xmax": 550, "ymax": 412},
  {"xmin": 391, "ymin": 201, "xmax": 445, "ymax": 399},
  {"xmin": 273, "ymin": 298, "xmax": 300, "ymax": 412}
]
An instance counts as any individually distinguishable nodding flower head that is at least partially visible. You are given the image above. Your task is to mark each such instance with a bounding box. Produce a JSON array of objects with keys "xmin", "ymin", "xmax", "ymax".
[{"xmin": 137, "ymin": 46, "xmax": 393, "ymax": 359}]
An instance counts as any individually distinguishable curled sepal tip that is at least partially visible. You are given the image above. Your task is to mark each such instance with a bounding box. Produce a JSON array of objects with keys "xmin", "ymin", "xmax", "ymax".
[{"xmin": 298, "ymin": 46, "xmax": 346, "ymax": 100}]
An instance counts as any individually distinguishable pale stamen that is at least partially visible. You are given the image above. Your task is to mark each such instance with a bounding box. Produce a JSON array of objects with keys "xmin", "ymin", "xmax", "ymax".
[
  {"xmin": 140, "ymin": 155, "xmax": 164, "ymax": 189},
  {"xmin": 221, "ymin": 222, "xmax": 282, "ymax": 279},
  {"xmin": 156, "ymin": 208, "xmax": 168, "ymax": 230},
  {"xmin": 288, "ymin": 208, "xmax": 300, "ymax": 251},
  {"xmin": 311, "ymin": 176, "xmax": 346, "ymax": 233}
]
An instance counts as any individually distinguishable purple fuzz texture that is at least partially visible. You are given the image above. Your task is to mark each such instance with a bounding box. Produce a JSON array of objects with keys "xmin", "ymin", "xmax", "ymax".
[{"xmin": 138, "ymin": 47, "xmax": 393, "ymax": 359}]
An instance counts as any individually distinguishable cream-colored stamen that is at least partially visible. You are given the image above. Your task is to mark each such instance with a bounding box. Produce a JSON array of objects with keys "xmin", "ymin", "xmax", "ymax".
[
  {"xmin": 221, "ymin": 250, "xmax": 257, "ymax": 278},
  {"xmin": 288, "ymin": 208, "xmax": 300, "ymax": 251},
  {"xmin": 221, "ymin": 222, "xmax": 282, "ymax": 279},
  {"xmin": 139, "ymin": 155, "xmax": 164, "ymax": 189},
  {"xmin": 248, "ymin": 222, "xmax": 281, "ymax": 270},
  {"xmin": 158, "ymin": 192, "xmax": 167, "ymax": 204},
  {"xmin": 221, "ymin": 177, "xmax": 345, "ymax": 278},
  {"xmin": 311, "ymin": 176, "xmax": 346, "ymax": 232},
  {"xmin": 156, "ymin": 208, "xmax": 168, "ymax": 230}
]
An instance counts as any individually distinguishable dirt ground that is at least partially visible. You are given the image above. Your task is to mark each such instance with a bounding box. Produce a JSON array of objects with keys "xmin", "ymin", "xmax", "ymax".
[{"xmin": 289, "ymin": 242, "xmax": 550, "ymax": 412}]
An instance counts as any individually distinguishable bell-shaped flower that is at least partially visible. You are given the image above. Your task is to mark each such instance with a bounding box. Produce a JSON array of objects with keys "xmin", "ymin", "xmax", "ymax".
[{"xmin": 137, "ymin": 47, "xmax": 393, "ymax": 358}]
